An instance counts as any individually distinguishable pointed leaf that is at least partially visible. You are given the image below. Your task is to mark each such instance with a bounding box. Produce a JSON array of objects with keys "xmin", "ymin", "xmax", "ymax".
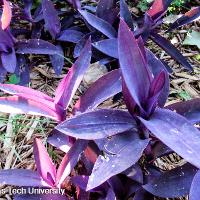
[
  {"xmin": 189, "ymin": 170, "xmax": 200, "ymax": 200},
  {"xmin": 140, "ymin": 108, "xmax": 200, "ymax": 168},
  {"xmin": 168, "ymin": 7, "xmax": 200, "ymax": 31},
  {"xmin": 56, "ymin": 109, "xmax": 135, "ymax": 140},
  {"xmin": 49, "ymin": 44, "xmax": 64, "ymax": 75},
  {"xmin": 147, "ymin": 0, "xmax": 174, "ymax": 20},
  {"xmin": 0, "ymin": 96, "xmax": 61, "ymax": 121},
  {"xmin": 57, "ymin": 30, "xmax": 84, "ymax": 43},
  {"xmin": 47, "ymin": 129, "xmax": 72, "ymax": 153},
  {"xmin": 146, "ymin": 49, "xmax": 170, "ymax": 107},
  {"xmin": 1, "ymin": 47, "xmax": 16, "ymax": 73},
  {"xmin": 120, "ymin": 0, "xmax": 134, "ymax": 30},
  {"xmin": 147, "ymin": 70, "xmax": 166, "ymax": 114},
  {"xmin": 0, "ymin": 83, "xmax": 53, "ymax": 101},
  {"xmin": 93, "ymin": 39, "xmax": 118, "ymax": 58},
  {"xmin": 23, "ymin": 0, "xmax": 33, "ymax": 21},
  {"xmin": 34, "ymin": 138, "xmax": 56, "ymax": 186},
  {"xmin": 1, "ymin": 0, "xmax": 12, "ymax": 30},
  {"xmin": 143, "ymin": 163, "xmax": 197, "ymax": 198},
  {"xmin": 42, "ymin": 0, "xmax": 61, "ymax": 38},
  {"xmin": 118, "ymin": 20, "xmax": 152, "ymax": 108},
  {"xmin": 79, "ymin": 10, "xmax": 117, "ymax": 38},
  {"xmin": 16, "ymin": 39, "xmax": 59, "ymax": 55},
  {"xmin": 56, "ymin": 140, "xmax": 88, "ymax": 186},
  {"xmin": 96, "ymin": 0, "xmax": 117, "ymax": 24},
  {"xmin": 54, "ymin": 38, "xmax": 91, "ymax": 109},
  {"xmin": 86, "ymin": 131, "xmax": 149, "ymax": 190},
  {"xmin": 73, "ymin": 69, "xmax": 122, "ymax": 113},
  {"xmin": 0, "ymin": 29, "xmax": 14, "ymax": 52},
  {"xmin": 166, "ymin": 98, "xmax": 200, "ymax": 124},
  {"xmin": 0, "ymin": 169, "xmax": 48, "ymax": 187},
  {"xmin": 150, "ymin": 32, "xmax": 193, "ymax": 71},
  {"xmin": 67, "ymin": 0, "xmax": 81, "ymax": 9}
]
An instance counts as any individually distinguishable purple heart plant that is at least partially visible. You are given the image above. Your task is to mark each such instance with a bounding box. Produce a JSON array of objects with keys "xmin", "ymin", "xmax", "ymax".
[{"xmin": 54, "ymin": 20, "xmax": 200, "ymax": 199}]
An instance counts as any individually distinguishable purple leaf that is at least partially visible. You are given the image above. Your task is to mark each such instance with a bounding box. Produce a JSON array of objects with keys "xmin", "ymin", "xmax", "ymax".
[
  {"xmin": 73, "ymin": 33, "xmax": 91, "ymax": 58},
  {"xmin": 15, "ymin": 55, "xmax": 30, "ymax": 85},
  {"xmin": 0, "ymin": 29, "xmax": 14, "ymax": 52},
  {"xmin": 122, "ymin": 80, "xmax": 137, "ymax": 116},
  {"xmin": 16, "ymin": 39, "xmax": 59, "ymax": 55},
  {"xmin": 143, "ymin": 163, "xmax": 197, "ymax": 198},
  {"xmin": 56, "ymin": 109, "xmax": 135, "ymax": 140},
  {"xmin": 150, "ymin": 32, "xmax": 193, "ymax": 71},
  {"xmin": 1, "ymin": 47, "xmax": 17, "ymax": 73},
  {"xmin": 146, "ymin": 49, "xmax": 170, "ymax": 107},
  {"xmin": 0, "ymin": 83, "xmax": 53, "ymax": 101},
  {"xmin": 147, "ymin": 70, "xmax": 166, "ymax": 115},
  {"xmin": 86, "ymin": 131, "xmax": 149, "ymax": 190},
  {"xmin": 57, "ymin": 30, "xmax": 84, "ymax": 43},
  {"xmin": 133, "ymin": 189, "xmax": 154, "ymax": 200},
  {"xmin": 79, "ymin": 10, "xmax": 117, "ymax": 38},
  {"xmin": 67, "ymin": 0, "xmax": 81, "ymax": 9},
  {"xmin": 120, "ymin": 0, "xmax": 134, "ymax": 30},
  {"xmin": 168, "ymin": 7, "xmax": 200, "ymax": 31},
  {"xmin": 93, "ymin": 39, "xmax": 118, "ymax": 58},
  {"xmin": 0, "ymin": 66, "xmax": 7, "ymax": 83},
  {"xmin": 34, "ymin": 138, "xmax": 56, "ymax": 186},
  {"xmin": 147, "ymin": 0, "xmax": 174, "ymax": 20},
  {"xmin": 166, "ymin": 99, "xmax": 200, "ymax": 124},
  {"xmin": 0, "ymin": 96, "xmax": 61, "ymax": 121},
  {"xmin": 123, "ymin": 164, "xmax": 143, "ymax": 184},
  {"xmin": 49, "ymin": 44, "xmax": 64, "ymax": 75},
  {"xmin": 56, "ymin": 140, "xmax": 88, "ymax": 186},
  {"xmin": 118, "ymin": 20, "xmax": 152, "ymax": 109},
  {"xmin": 96, "ymin": 0, "xmax": 117, "ymax": 24},
  {"xmin": 0, "ymin": 169, "xmax": 48, "ymax": 187},
  {"xmin": 96, "ymin": 0, "xmax": 114, "ymax": 19},
  {"xmin": 71, "ymin": 175, "xmax": 89, "ymax": 190},
  {"xmin": 73, "ymin": 69, "xmax": 122, "ymax": 113},
  {"xmin": 14, "ymin": 194, "xmax": 68, "ymax": 200},
  {"xmin": 189, "ymin": 170, "xmax": 200, "ymax": 200},
  {"xmin": 104, "ymin": 188, "xmax": 116, "ymax": 200},
  {"xmin": 140, "ymin": 108, "xmax": 200, "ymax": 168},
  {"xmin": 47, "ymin": 129, "xmax": 72, "ymax": 153},
  {"xmin": 54, "ymin": 38, "xmax": 91, "ymax": 109},
  {"xmin": 42, "ymin": 0, "xmax": 61, "ymax": 38},
  {"xmin": 23, "ymin": 0, "xmax": 33, "ymax": 21}
]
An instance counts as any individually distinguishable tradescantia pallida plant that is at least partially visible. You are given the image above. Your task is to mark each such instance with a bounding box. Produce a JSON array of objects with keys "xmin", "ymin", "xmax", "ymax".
[
  {"xmin": 54, "ymin": 20, "xmax": 200, "ymax": 199},
  {"xmin": 0, "ymin": 1, "xmax": 199, "ymax": 200},
  {"xmin": 0, "ymin": 0, "xmax": 200, "ymax": 83},
  {"xmin": 0, "ymin": 138, "xmax": 88, "ymax": 200}
]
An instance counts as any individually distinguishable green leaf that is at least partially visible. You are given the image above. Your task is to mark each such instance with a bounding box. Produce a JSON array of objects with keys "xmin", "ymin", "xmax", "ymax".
[
  {"xmin": 183, "ymin": 31, "xmax": 200, "ymax": 49},
  {"xmin": 178, "ymin": 90, "xmax": 192, "ymax": 101},
  {"xmin": 7, "ymin": 74, "xmax": 20, "ymax": 84}
]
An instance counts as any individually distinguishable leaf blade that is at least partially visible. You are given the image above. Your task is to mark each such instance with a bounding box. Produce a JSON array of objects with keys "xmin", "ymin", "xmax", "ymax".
[
  {"xmin": 56, "ymin": 109, "xmax": 135, "ymax": 140},
  {"xmin": 87, "ymin": 131, "xmax": 149, "ymax": 190},
  {"xmin": 140, "ymin": 108, "xmax": 200, "ymax": 168}
]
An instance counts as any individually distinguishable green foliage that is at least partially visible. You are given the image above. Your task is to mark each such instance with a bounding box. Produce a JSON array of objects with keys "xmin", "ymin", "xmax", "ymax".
[
  {"xmin": 137, "ymin": 0, "xmax": 155, "ymax": 12},
  {"xmin": 7, "ymin": 74, "xmax": 20, "ymax": 84},
  {"xmin": 168, "ymin": 0, "xmax": 188, "ymax": 13},
  {"xmin": 178, "ymin": 90, "xmax": 192, "ymax": 101}
]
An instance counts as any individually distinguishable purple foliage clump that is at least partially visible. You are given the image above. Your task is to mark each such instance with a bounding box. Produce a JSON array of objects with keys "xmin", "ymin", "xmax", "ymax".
[{"xmin": 0, "ymin": 0, "xmax": 199, "ymax": 199}]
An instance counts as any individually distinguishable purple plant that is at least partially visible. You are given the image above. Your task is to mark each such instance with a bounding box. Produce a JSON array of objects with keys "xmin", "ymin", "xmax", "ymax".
[
  {"xmin": 1, "ymin": 0, "xmax": 199, "ymax": 83},
  {"xmin": 54, "ymin": 20, "xmax": 200, "ymax": 199},
  {"xmin": 0, "ymin": 138, "xmax": 87, "ymax": 200},
  {"xmin": 0, "ymin": 38, "xmax": 92, "ymax": 121},
  {"xmin": 0, "ymin": 1, "xmax": 199, "ymax": 199}
]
